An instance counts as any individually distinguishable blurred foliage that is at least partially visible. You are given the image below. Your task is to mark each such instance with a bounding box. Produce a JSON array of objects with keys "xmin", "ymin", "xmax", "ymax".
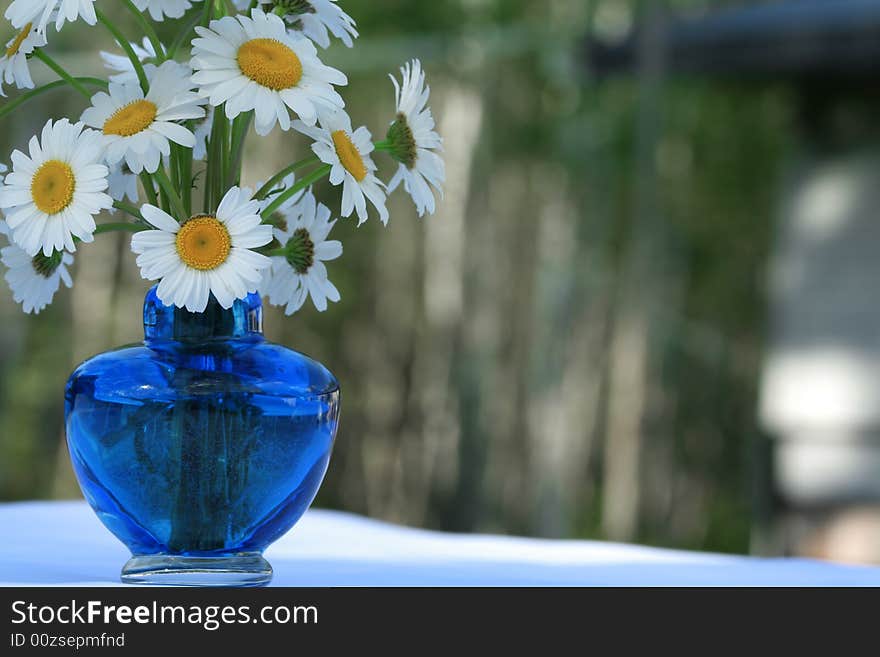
[{"xmin": 0, "ymin": 0, "xmax": 801, "ymax": 555}]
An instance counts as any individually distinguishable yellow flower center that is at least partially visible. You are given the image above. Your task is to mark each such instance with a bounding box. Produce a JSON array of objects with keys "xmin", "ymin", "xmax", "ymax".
[
  {"xmin": 6, "ymin": 23, "xmax": 32, "ymax": 58},
  {"xmin": 332, "ymin": 130, "xmax": 367, "ymax": 182},
  {"xmin": 31, "ymin": 160, "xmax": 75, "ymax": 215},
  {"xmin": 103, "ymin": 99, "xmax": 158, "ymax": 137},
  {"xmin": 237, "ymin": 38, "xmax": 303, "ymax": 91},
  {"xmin": 176, "ymin": 215, "xmax": 232, "ymax": 271}
]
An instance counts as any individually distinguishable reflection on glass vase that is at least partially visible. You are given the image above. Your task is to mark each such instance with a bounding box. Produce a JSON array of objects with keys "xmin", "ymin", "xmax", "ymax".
[{"xmin": 64, "ymin": 286, "xmax": 340, "ymax": 586}]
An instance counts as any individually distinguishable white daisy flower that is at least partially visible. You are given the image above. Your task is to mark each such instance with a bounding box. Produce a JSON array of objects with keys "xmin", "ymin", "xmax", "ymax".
[
  {"xmin": 294, "ymin": 109, "xmax": 388, "ymax": 225},
  {"xmin": 0, "ymin": 119, "xmax": 112, "ymax": 257},
  {"xmin": 81, "ymin": 61, "xmax": 206, "ymax": 175},
  {"xmin": 100, "ymin": 38, "xmax": 156, "ymax": 86},
  {"xmin": 234, "ymin": 0, "xmax": 358, "ymax": 49},
  {"xmin": 292, "ymin": 0, "xmax": 358, "ymax": 49},
  {"xmin": 101, "ymin": 40, "xmax": 192, "ymax": 87},
  {"xmin": 258, "ymin": 172, "xmax": 305, "ymax": 215},
  {"xmin": 1, "ymin": 23, "xmax": 47, "ymax": 97},
  {"xmin": 132, "ymin": 0, "xmax": 195, "ymax": 22},
  {"xmin": 107, "ymin": 162, "xmax": 140, "ymax": 205},
  {"xmin": 261, "ymin": 190, "xmax": 341, "ymax": 314},
  {"xmin": 191, "ymin": 9, "xmax": 347, "ymax": 136},
  {"xmin": 192, "ymin": 105, "xmax": 214, "ymax": 161},
  {"xmin": 1, "ymin": 222, "xmax": 74, "ymax": 315},
  {"xmin": 131, "ymin": 186, "xmax": 274, "ymax": 312},
  {"xmin": 5, "ymin": 0, "xmax": 97, "ymax": 33},
  {"xmin": 386, "ymin": 60, "xmax": 445, "ymax": 217}
]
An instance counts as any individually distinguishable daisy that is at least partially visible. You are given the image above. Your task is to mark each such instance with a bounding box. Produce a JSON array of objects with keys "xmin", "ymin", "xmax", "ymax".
[
  {"xmin": 0, "ymin": 119, "xmax": 112, "ymax": 257},
  {"xmin": 386, "ymin": 60, "xmax": 445, "ymax": 217},
  {"xmin": 261, "ymin": 191, "xmax": 341, "ymax": 314},
  {"xmin": 290, "ymin": 0, "xmax": 358, "ymax": 49},
  {"xmin": 131, "ymin": 186, "xmax": 274, "ymax": 312},
  {"xmin": 132, "ymin": 0, "xmax": 195, "ymax": 22},
  {"xmin": 81, "ymin": 61, "xmax": 206, "ymax": 175},
  {"xmin": 258, "ymin": 172, "xmax": 305, "ymax": 216},
  {"xmin": 100, "ymin": 38, "xmax": 156, "ymax": 86},
  {"xmin": 1, "ymin": 222, "xmax": 74, "ymax": 314},
  {"xmin": 234, "ymin": 0, "xmax": 358, "ymax": 49},
  {"xmin": 191, "ymin": 9, "xmax": 347, "ymax": 136},
  {"xmin": 294, "ymin": 109, "xmax": 388, "ymax": 225},
  {"xmin": 5, "ymin": 0, "xmax": 97, "ymax": 33},
  {"xmin": 102, "ymin": 40, "xmax": 192, "ymax": 87},
  {"xmin": 193, "ymin": 105, "xmax": 214, "ymax": 161},
  {"xmin": 107, "ymin": 162, "xmax": 140, "ymax": 206},
  {"xmin": 1, "ymin": 23, "xmax": 47, "ymax": 97}
]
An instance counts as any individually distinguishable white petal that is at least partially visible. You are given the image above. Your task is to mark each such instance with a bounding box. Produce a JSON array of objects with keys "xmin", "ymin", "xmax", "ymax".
[{"xmin": 141, "ymin": 204, "xmax": 180, "ymax": 232}]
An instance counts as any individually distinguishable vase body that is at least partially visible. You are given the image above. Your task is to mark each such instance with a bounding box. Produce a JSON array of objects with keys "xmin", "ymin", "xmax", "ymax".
[{"xmin": 64, "ymin": 287, "xmax": 340, "ymax": 586}]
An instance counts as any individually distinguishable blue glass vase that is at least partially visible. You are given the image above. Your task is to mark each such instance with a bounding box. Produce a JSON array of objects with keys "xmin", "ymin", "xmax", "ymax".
[{"xmin": 64, "ymin": 287, "xmax": 340, "ymax": 586}]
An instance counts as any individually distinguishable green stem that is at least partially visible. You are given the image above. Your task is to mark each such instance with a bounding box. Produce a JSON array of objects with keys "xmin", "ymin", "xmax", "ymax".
[
  {"xmin": 112, "ymin": 201, "xmax": 145, "ymax": 222},
  {"xmin": 0, "ymin": 78, "xmax": 107, "ymax": 120},
  {"xmin": 170, "ymin": 143, "xmax": 181, "ymax": 196},
  {"xmin": 214, "ymin": 0, "xmax": 230, "ymax": 18},
  {"xmin": 94, "ymin": 222, "xmax": 148, "ymax": 235},
  {"xmin": 158, "ymin": 182, "xmax": 171, "ymax": 215},
  {"xmin": 220, "ymin": 113, "xmax": 229, "ymax": 198},
  {"xmin": 95, "ymin": 8, "xmax": 150, "ymax": 94},
  {"xmin": 374, "ymin": 140, "xmax": 392, "ymax": 151},
  {"xmin": 261, "ymin": 165, "xmax": 331, "ymax": 220},
  {"xmin": 139, "ymin": 172, "xmax": 159, "ymax": 208},
  {"xmin": 168, "ymin": 8, "xmax": 204, "ymax": 60},
  {"xmin": 254, "ymin": 155, "xmax": 320, "ymax": 200},
  {"xmin": 203, "ymin": 159, "xmax": 212, "ymax": 214},
  {"xmin": 121, "ymin": 0, "xmax": 166, "ymax": 61},
  {"xmin": 228, "ymin": 112, "xmax": 253, "ymax": 189},
  {"xmin": 208, "ymin": 112, "xmax": 219, "ymax": 210},
  {"xmin": 206, "ymin": 106, "xmax": 227, "ymax": 210},
  {"xmin": 153, "ymin": 168, "xmax": 188, "ymax": 221},
  {"xmin": 170, "ymin": 143, "xmax": 189, "ymax": 215},
  {"xmin": 32, "ymin": 50, "xmax": 91, "ymax": 99},
  {"xmin": 200, "ymin": 0, "xmax": 214, "ymax": 27},
  {"xmin": 180, "ymin": 144, "xmax": 194, "ymax": 216}
]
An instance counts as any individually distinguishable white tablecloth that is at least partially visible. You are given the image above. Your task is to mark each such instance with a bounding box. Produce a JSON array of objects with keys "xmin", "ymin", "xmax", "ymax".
[{"xmin": 1, "ymin": 501, "xmax": 879, "ymax": 586}]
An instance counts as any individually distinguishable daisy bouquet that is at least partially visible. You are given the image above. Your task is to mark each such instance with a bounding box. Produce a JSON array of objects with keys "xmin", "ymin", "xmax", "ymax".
[{"xmin": 0, "ymin": 0, "xmax": 445, "ymax": 316}]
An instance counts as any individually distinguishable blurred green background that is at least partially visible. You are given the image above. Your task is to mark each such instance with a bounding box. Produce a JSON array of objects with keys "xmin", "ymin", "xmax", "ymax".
[{"xmin": 0, "ymin": 0, "xmax": 806, "ymax": 557}]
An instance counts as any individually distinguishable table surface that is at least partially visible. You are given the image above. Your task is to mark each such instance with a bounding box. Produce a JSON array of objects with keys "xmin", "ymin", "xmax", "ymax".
[{"xmin": 2, "ymin": 501, "xmax": 880, "ymax": 587}]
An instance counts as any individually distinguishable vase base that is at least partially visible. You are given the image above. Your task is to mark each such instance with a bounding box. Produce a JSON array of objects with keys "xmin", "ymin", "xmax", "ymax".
[{"xmin": 121, "ymin": 553, "xmax": 273, "ymax": 587}]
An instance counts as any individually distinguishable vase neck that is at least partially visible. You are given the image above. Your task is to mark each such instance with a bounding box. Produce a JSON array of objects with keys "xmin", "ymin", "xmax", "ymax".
[{"xmin": 143, "ymin": 286, "xmax": 263, "ymax": 342}]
